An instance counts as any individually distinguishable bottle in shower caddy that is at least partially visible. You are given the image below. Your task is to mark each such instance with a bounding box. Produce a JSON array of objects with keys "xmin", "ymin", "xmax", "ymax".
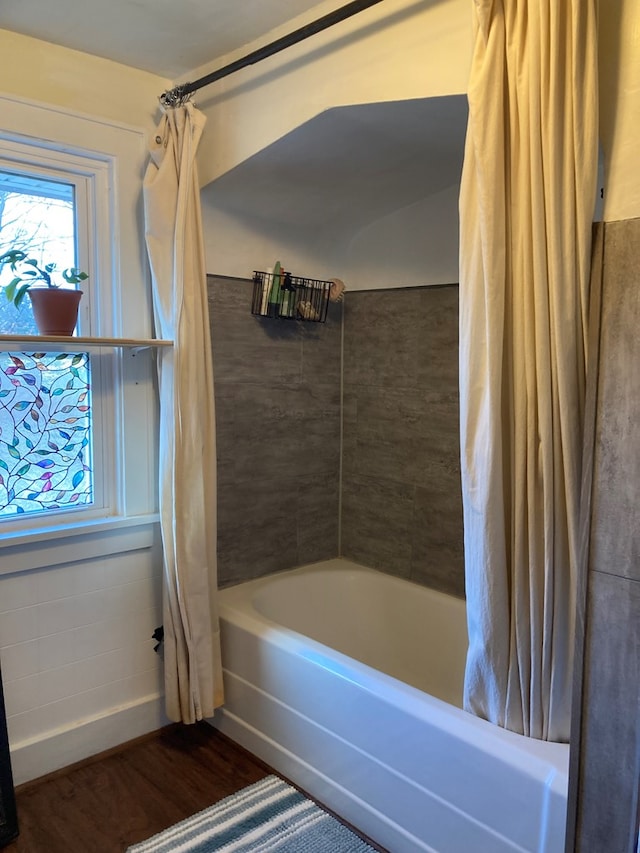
[
  {"xmin": 259, "ymin": 268, "xmax": 271, "ymax": 315},
  {"xmin": 280, "ymin": 270, "xmax": 295, "ymax": 317},
  {"xmin": 267, "ymin": 261, "xmax": 283, "ymax": 317}
]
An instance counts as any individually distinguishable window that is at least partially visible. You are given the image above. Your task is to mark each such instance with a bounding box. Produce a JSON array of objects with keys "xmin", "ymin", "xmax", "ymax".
[
  {"xmin": 0, "ymin": 168, "xmax": 98, "ymax": 521},
  {"xmin": 0, "ymin": 144, "xmax": 114, "ymax": 534},
  {"xmin": 0, "ymin": 170, "xmax": 77, "ymax": 336},
  {"xmin": 0, "ymin": 95, "xmax": 158, "ymax": 569}
]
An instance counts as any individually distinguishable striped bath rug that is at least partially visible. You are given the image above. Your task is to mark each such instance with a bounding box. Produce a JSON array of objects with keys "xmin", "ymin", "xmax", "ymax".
[{"xmin": 127, "ymin": 775, "xmax": 377, "ymax": 852}]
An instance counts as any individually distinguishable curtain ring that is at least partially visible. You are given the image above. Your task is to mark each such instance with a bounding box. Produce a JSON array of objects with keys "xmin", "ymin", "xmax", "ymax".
[{"xmin": 159, "ymin": 85, "xmax": 193, "ymax": 109}]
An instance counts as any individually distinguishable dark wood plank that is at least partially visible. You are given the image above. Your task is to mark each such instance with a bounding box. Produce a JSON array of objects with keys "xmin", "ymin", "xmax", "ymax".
[
  {"xmin": 4, "ymin": 723, "xmax": 387, "ymax": 852},
  {"xmin": 5, "ymin": 724, "xmax": 269, "ymax": 852}
]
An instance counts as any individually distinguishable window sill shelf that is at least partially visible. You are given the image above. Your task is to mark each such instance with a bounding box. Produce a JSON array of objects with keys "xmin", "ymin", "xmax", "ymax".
[{"xmin": 0, "ymin": 335, "xmax": 173, "ymax": 351}]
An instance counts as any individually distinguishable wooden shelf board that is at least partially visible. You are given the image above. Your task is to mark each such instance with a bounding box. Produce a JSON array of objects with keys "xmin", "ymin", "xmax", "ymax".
[{"xmin": 0, "ymin": 335, "xmax": 172, "ymax": 349}]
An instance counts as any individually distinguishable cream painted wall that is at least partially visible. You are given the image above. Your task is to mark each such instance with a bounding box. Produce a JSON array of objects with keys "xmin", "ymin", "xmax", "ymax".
[
  {"xmin": 598, "ymin": 0, "xmax": 640, "ymax": 222},
  {"xmin": 201, "ymin": 200, "xmax": 342, "ymax": 281},
  {"xmin": 201, "ymin": 180, "xmax": 461, "ymax": 289},
  {"xmin": 343, "ymin": 184, "xmax": 461, "ymax": 289},
  {"xmin": 0, "ymin": 29, "xmax": 169, "ymax": 133},
  {"xmin": 191, "ymin": 0, "xmax": 471, "ymax": 187}
]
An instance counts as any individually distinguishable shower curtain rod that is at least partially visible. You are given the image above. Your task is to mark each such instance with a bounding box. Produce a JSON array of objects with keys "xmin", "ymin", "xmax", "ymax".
[{"xmin": 159, "ymin": 0, "xmax": 387, "ymax": 106}]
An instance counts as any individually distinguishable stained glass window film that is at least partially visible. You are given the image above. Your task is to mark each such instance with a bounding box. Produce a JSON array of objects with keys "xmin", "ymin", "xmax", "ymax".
[{"xmin": 0, "ymin": 351, "xmax": 93, "ymax": 518}]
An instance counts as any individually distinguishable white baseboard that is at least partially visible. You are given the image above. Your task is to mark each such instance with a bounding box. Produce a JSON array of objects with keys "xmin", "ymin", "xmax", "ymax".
[{"xmin": 10, "ymin": 693, "xmax": 169, "ymax": 785}]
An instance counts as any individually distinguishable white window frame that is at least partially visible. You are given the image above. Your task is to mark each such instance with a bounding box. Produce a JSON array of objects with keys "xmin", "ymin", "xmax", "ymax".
[
  {"xmin": 0, "ymin": 95, "xmax": 159, "ymax": 574},
  {"xmin": 0, "ymin": 151, "xmax": 115, "ymax": 527}
]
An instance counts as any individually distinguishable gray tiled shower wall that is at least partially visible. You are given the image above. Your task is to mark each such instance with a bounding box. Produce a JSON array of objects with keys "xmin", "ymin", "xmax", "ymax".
[
  {"xmin": 208, "ymin": 276, "xmax": 464, "ymax": 597},
  {"xmin": 342, "ymin": 285, "xmax": 464, "ymax": 597},
  {"xmin": 208, "ymin": 275, "xmax": 342, "ymax": 587},
  {"xmin": 570, "ymin": 217, "xmax": 640, "ymax": 852}
]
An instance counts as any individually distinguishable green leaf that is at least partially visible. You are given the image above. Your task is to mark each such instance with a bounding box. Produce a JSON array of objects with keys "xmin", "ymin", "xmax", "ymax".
[
  {"xmin": 4, "ymin": 278, "xmax": 19, "ymax": 302},
  {"xmin": 0, "ymin": 250, "xmax": 26, "ymax": 266},
  {"xmin": 62, "ymin": 268, "xmax": 89, "ymax": 284},
  {"xmin": 5, "ymin": 278, "xmax": 32, "ymax": 306},
  {"xmin": 14, "ymin": 283, "xmax": 31, "ymax": 307}
]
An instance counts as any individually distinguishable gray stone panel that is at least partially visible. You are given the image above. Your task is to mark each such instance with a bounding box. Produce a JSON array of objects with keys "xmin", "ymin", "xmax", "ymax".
[
  {"xmin": 341, "ymin": 474, "xmax": 414, "ymax": 578},
  {"xmin": 343, "ymin": 287, "xmax": 423, "ymax": 388},
  {"xmin": 210, "ymin": 276, "xmax": 462, "ymax": 595},
  {"xmin": 571, "ymin": 218, "xmax": 640, "ymax": 852},
  {"xmin": 416, "ymin": 285, "xmax": 460, "ymax": 390},
  {"xmin": 296, "ymin": 474, "xmax": 340, "ymax": 565},
  {"xmin": 216, "ymin": 475, "xmax": 301, "ymax": 586},
  {"xmin": 342, "ymin": 284, "xmax": 463, "ymax": 597},
  {"xmin": 412, "ymin": 479, "xmax": 465, "ymax": 597},
  {"xmin": 589, "ymin": 218, "xmax": 640, "ymax": 583},
  {"xmin": 209, "ymin": 275, "xmax": 342, "ymax": 587},
  {"xmin": 209, "ymin": 277, "xmax": 304, "ymax": 390},
  {"xmin": 576, "ymin": 571, "xmax": 640, "ymax": 852}
]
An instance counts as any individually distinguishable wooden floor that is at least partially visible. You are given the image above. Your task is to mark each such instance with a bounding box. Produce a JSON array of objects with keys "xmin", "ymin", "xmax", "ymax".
[{"xmin": 4, "ymin": 723, "xmax": 386, "ymax": 852}]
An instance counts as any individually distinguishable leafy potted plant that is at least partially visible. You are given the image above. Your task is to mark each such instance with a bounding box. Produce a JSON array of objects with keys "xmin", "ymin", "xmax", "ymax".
[{"xmin": 0, "ymin": 249, "xmax": 88, "ymax": 336}]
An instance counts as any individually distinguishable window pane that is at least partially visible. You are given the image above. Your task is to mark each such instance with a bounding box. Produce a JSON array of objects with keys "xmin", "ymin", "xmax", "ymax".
[
  {"xmin": 0, "ymin": 351, "xmax": 94, "ymax": 518},
  {"xmin": 0, "ymin": 170, "xmax": 76, "ymax": 335}
]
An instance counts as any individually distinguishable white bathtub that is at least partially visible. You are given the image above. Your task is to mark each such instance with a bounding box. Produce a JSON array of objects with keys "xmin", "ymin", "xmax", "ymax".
[{"xmin": 211, "ymin": 558, "xmax": 569, "ymax": 853}]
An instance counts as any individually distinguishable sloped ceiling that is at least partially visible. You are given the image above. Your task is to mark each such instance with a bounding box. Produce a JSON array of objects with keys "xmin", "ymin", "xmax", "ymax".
[
  {"xmin": 200, "ymin": 94, "xmax": 467, "ymax": 287},
  {"xmin": 202, "ymin": 94, "xmax": 467, "ymax": 243}
]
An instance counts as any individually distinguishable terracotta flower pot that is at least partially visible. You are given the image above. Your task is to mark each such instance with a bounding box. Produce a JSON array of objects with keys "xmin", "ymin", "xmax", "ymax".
[{"xmin": 27, "ymin": 288, "xmax": 83, "ymax": 336}]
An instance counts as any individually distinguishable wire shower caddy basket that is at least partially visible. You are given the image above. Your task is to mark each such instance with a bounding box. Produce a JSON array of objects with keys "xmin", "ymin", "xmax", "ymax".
[{"xmin": 251, "ymin": 270, "xmax": 332, "ymax": 323}]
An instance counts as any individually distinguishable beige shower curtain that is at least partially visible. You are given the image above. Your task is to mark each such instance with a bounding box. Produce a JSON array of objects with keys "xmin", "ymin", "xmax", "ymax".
[
  {"xmin": 459, "ymin": 1, "xmax": 598, "ymax": 741},
  {"xmin": 143, "ymin": 102, "xmax": 224, "ymax": 723}
]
